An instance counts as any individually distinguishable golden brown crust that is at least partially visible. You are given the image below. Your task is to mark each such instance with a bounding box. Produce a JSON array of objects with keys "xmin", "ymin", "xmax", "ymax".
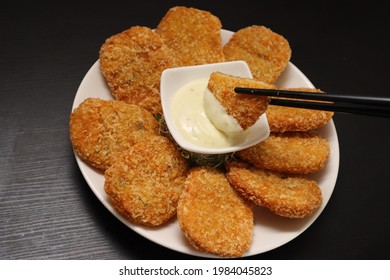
[
  {"xmin": 226, "ymin": 160, "xmax": 322, "ymax": 218},
  {"xmin": 207, "ymin": 72, "xmax": 272, "ymax": 130},
  {"xmin": 237, "ymin": 131, "xmax": 330, "ymax": 175},
  {"xmin": 177, "ymin": 166, "xmax": 253, "ymax": 257},
  {"xmin": 267, "ymin": 88, "xmax": 334, "ymax": 132},
  {"xmin": 69, "ymin": 98, "xmax": 159, "ymax": 170},
  {"xmin": 104, "ymin": 135, "xmax": 189, "ymax": 227},
  {"xmin": 223, "ymin": 25, "xmax": 291, "ymax": 84},
  {"xmin": 156, "ymin": 6, "xmax": 225, "ymax": 66},
  {"xmin": 99, "ymin": 26, "xmax": 179, "ymax": 114}
]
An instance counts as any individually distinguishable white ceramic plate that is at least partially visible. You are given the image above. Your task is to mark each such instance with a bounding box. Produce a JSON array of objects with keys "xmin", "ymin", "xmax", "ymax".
[{"xmin": 72, "ymin": 29, "xmax": 339, "ymax": 258}]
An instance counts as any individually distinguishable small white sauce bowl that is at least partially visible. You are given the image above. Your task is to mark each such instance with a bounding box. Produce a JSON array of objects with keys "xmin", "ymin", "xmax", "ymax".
[{"xmin": 160, "ymin": 61, "xmax": 270, "ymax": 154}]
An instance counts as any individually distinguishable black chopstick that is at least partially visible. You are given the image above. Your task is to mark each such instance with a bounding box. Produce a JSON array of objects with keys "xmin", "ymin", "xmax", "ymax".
[
  {"xmin": 234, "ymin": 87, "xmax": 390, "ymax": 118},
  {"xmin": 268, "ymin": 98, "xmax": 390, "ymax": 118}
]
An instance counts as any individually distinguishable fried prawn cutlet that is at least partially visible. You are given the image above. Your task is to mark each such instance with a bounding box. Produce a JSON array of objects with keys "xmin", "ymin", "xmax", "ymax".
[
  {"xmin": 204, "ymin": 72, "xmax": 272, "ymax": 132},
  {"xmin": 69, "ymin": 98, "xmax": 159, "ymax": 171},
  {"xmin": 237, "ymin": 131, "xmax": 330, "ymax": 175},
  {"xmin": 226, "ymin": 160, "xmax": 322, "ymax": 218},
  {"xmin": 156, "ymin": 6, "xmax": 225, "ymax": 66},
  {"xmin": 104, "ymin": 135, "xmax": 189, "ymax": 227},
  {"xmin": 223, "ymin": 25, "xmax": 291, "ymax": 84},
  {"xmin": 267, "ymin": 88, "xmax": 334, "ymax": 132},
  {"xmin": 177, "ymin": 167, "xmax": 253, "ymax": 257},
  {"xmin": 99, "ymin": 26, "xmax": 179, "ymax": 114}
]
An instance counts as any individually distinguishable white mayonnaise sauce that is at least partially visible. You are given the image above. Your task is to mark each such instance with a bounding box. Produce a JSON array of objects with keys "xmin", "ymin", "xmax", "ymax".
[
  {"xmin": 170, "ymin": 78, "xmax": 247, "ymax": 148},
  {"xmin": 203, "ymin": 88, "xmax": 243, "ymax": 134}
]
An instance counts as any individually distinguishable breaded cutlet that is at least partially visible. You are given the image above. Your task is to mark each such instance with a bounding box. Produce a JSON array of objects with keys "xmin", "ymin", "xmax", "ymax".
[
  {"xmin": 156, "ymin": 6, "xmax": 225, "ymax": 66},
  {"xmin": 69, "ymin": 98, "xmax": 159, "ymax": 170},
  {"xmin": 237, "ymin": 131, "xmax": 330, "ymax": 175},
  {"xmin": 99, "ymin": 26, "xmax": 179, "ymax": 115},
  {"xmin": 206, "ymin": 71, "xmax": 272, "ymax": 131},
  {"xmin": 177, "ymin": 166, "xmax": 253, "ymax": 257},
  {"xmin": 226, "ymin": 160, "xmax": 322, "ymax": 218},
  {"xmin": 223, "ymin": 25, "xmax": 291, "ymax": 84},
  {"xmin": 104, "ymin": 135, "xmax": 189, "ymax": 227},
  {"xmin": 266, "ymin": 87, "xmax": 334, "ymax": 132}
]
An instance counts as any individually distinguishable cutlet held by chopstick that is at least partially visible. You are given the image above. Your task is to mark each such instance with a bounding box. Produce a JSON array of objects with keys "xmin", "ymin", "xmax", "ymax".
[{"xmin": 204, "ymin": 72, "xmax": 273, "ymax": 132}]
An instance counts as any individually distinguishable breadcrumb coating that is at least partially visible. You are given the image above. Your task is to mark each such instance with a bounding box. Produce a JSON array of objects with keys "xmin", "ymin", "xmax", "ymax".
[
  {"xmin": 223, "ymin": 25, "xmax": 291, "ymax": 84},
  {"xmin": 237, "ymin": 131, "xmax": 330, "ymax": 174},
  {"xmin": 156, "ymin": 6, "xmax": 225, "ymax": 66},
  {"xmin": 177, "ymin": 166, "xmax": 253, "ymax": 257},
  {"xmin": 267, "ymin": 88, "xmax": 334, "ymax": 132},
  {"xmin": 99, "ymin": 26, "xmax": 179, "ymax": 114},
  {"xmin": 226, "ymin": 160, "xmax": 322, "ymax": 218},
  {"xmin": 70, "ymin": 98, "xmax": 159, "ymax": 170},
  {"xmin": 104, "ymin": 135, "xmax": 189, "ymax": 226},
  {"xmin": 207, "ymin": 72, "xmax": 272, "ymax": 130}
]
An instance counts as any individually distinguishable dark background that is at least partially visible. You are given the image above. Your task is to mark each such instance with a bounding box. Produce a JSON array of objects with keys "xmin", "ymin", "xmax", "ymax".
[{"xmin": 1, "ymin": 0, "xmax": 390, "ymax": 259}]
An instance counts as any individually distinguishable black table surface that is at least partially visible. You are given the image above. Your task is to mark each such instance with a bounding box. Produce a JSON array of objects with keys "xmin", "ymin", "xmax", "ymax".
[{"xmin": 2, "ymin": 0, "xmax": 390, "ymax": 260}]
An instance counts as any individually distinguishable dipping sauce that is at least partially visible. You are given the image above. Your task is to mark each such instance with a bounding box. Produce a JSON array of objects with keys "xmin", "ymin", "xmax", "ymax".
[{"xmin": 170, "ymin": 78, "xmax": 247, "ymax": 148}]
